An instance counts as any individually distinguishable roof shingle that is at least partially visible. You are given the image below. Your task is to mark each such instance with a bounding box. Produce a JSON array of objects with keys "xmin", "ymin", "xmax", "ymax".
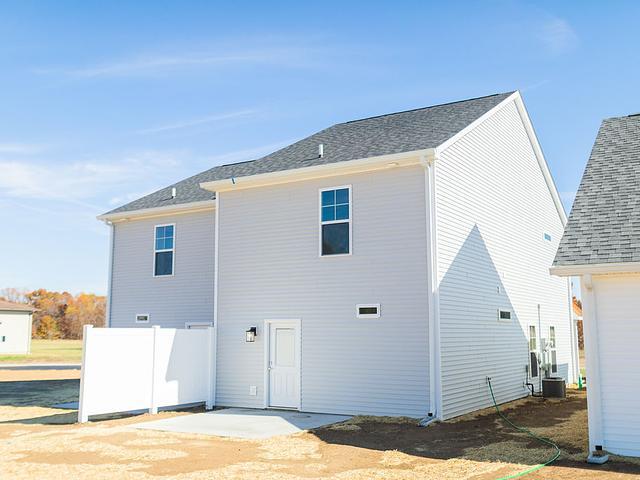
[
  {"xmin": 0, "ymin": 299, "xmax": 35, "ymax": 312},
  {"xmin": 104, "ymin": 92, "xmax": 513, "ymax": 215},
  {"xmin": 554, "ymin": 115, "xmax": 640, "ymax": 266}
]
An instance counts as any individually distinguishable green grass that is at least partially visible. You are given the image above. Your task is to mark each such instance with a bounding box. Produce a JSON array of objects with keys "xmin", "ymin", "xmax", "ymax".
[{"xmin": 0, "ymin": 339, "xmax": 82, "ymax": 364}]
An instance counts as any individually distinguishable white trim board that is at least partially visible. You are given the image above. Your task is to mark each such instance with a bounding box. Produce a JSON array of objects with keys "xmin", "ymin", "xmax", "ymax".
[
  {"xmin": 550, "ymin": 262, "xmax": 640, "ymax": 276},
  {"xmin": 98, "ymin": 200, "xmax": 216, "ymax": 223},
  {"xmin": 200, "ymin": 149, "xmax": 431, "ymax": 193}
]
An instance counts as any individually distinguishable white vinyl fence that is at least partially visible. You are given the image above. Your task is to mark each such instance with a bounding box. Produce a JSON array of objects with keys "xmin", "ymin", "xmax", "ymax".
[{"xmin": 78, "ymin": 325, "xmax": 216, "ymax": 422}]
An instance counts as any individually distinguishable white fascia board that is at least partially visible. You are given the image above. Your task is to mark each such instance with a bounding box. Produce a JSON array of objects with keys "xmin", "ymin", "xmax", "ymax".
[
  {"xmin": 550, "ymin": 262, "xmax": 640, "ymax": 276},
  {"xmin": 199, "ymin": 149, "xmax": 433, "ymax": 193},
  {"xmin": 511, "ymin": 92, "xmax": 568, "ymax": 225},
  {"xmin": 434, "ymin": 90, "xmax": 568, "ymax": 227},
  {"xmin": 97, "ymin": 200, "xmax": 216, "ymax": 223}
]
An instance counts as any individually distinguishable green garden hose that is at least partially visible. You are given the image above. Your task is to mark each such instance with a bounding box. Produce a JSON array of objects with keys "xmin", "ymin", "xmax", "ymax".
[{"xmin": 487, "ymin": 378, "xmax": 561, "ymax": 480}]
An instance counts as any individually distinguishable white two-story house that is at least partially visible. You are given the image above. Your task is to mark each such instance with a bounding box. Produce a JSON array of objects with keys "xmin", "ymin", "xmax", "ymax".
[{"xmin": 98, "ymin": 91, "xmax": 575, "ymax": 420}]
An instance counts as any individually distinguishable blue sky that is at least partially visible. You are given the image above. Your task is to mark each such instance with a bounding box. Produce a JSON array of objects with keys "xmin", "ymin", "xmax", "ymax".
[{"xmin": 1, "ymin": 1, "xmax": 638, "ymax": 294}]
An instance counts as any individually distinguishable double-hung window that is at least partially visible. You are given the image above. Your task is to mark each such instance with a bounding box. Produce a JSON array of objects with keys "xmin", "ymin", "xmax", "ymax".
[
  {"xmin": 154, "ymin": 224, "xmax": 174, "ymax": 276},
  {"xmin": 529, "ymin": 325, "xmax": 539, "ymax": 378},
  {"xmin": 549, "ymin": 326, "xmax": 557, "ymax": 374},
  {"xmin": 320, "ymin": 186, "xmax": 351, "ymax": 256}
]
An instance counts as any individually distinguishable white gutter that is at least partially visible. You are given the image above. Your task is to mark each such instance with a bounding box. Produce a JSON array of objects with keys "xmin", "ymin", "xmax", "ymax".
[
  {"xmin": 200, "ymin": 149, "xmax": 433, "ymax": 193},
  {"xmin": 420, "ymin": 151, "xmax": 442, "ymax": 423},
  {"xmin": 105, "ymin": 221, "xmax": 114, "ymax": 328},
  {"xmin": 550, "ymin": 261, "xmax": 640, "ymax": 277},
  {"xmin": 97, "ymin": 200, "xmax": 216, "ymax": 223}
]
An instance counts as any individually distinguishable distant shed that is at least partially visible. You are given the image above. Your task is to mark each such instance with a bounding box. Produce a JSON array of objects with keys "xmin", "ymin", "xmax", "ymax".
[{"xmin": 0, "ymin": 299, "xmax": 34, "ymax": 355}]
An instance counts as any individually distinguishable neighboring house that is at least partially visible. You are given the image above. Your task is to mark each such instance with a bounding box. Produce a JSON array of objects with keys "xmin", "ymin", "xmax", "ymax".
[
  {"xmin": 552, "ymin": 114, "xmax": 640, "ymax": 458},
  {"xmin": 0, "ymin": 299, "xmax": 34, "ymax": 354},
  {"xmin": 99, "ymin": 91, "xmax": 574, "ymax": 420}
]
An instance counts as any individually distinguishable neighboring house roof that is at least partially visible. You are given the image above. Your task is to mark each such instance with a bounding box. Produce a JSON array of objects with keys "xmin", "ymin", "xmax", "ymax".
[
  {"xmin": 104, "ymin": 92, "xmax": 513, "ymax": 216},
  {"xmin": 0, "ymin": 299, "xmax": 35, "ymax": 312},
  {"xmin": 554, "ymin": 115, "xmax": 640, "ymax": 267}
]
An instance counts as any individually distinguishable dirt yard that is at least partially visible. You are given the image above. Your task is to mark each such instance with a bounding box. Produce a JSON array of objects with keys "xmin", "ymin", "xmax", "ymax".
[{"xmin": 1, "ymin": 371, "xmax": 639, "ymax": 480}]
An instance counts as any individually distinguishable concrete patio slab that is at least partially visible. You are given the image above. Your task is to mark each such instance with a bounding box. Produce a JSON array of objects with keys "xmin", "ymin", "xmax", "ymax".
[{"xmin": 131, "ymin": 408, "xmax": 351, "ymax": 439}]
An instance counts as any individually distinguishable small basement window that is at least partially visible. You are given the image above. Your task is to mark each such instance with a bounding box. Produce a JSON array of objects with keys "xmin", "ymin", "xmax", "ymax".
[
  {"xmin": 357, "ymin": 304, "xmax": 380, "ymax": 319},
  {"xmin": 135, "ymin": 314, "xmax": 150, "ymax": 324},
  {"xmin": 185, "ymin": 322, "xmax": 213, "ymax": 329},
  {"xmin": 498, "ymin": 309, "xmax": 512, "ymax": 322}
]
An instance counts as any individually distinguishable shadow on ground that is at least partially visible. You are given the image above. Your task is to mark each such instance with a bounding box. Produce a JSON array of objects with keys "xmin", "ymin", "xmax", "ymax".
[
  {"xmin": 0, "ymin": 379, "xmax": 79, "ymax": 407},
  {"xmin": 312, "ymin": 391, "xmax": 640, "ymax": 477}
]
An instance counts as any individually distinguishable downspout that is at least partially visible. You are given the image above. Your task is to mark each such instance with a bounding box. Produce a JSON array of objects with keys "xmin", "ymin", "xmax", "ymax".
[
  {"xmin": 105, "ymin": 221, "xmax": 114, "ymax": 328},
  {"xmin": 581, "ymin": 274, "xmax": 606, "ymax": 460},
  {"xmin": 211, "ymin": 195, "xmax": 220, "ymax": 409},
  {"xmin": 420, "ymin": 151, "xmax": 442, "ymax": 425}
]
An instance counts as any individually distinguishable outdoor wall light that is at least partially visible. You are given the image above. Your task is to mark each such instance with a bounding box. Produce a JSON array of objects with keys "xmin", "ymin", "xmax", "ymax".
[{"xmin": 245, "ymin": 327, "xmax": 257, "ymax": 343}]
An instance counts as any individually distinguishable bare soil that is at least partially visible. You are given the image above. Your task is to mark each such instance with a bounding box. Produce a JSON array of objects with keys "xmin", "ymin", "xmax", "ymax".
[{"xmin": 1, "ymin": 371, "xmax": 639, "ymax": 479}]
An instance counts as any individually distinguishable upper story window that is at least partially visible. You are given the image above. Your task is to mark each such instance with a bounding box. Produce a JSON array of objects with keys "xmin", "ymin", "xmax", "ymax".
[
  {"xmin": 154, "ymin": 224, "xmax": 174, "ymax": 276},
  {"xmin": 320, "ymin": 186, "xmax": 351, "ymax": 256}
]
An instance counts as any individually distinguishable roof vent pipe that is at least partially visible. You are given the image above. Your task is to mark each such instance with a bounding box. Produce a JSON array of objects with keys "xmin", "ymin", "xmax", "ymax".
[
  {"xmin": 318, "ymin": 144, "xmax": 324, "ymax": 158},
  {"xmin": 171, "ymin": 187, "xmax": 177, "ymax": 198}
]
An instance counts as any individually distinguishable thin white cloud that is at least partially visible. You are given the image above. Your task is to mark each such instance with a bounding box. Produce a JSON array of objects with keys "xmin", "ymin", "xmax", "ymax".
[
  {"xmin": 537, "ymin": 17, "xmax": 578, "ymax": 55},
  {"xmin": 36, "ymin": 46, "xmax": 321, "ymax": 78},
  {"xmin": 0, "ymin": 143, "xmax": 44, "ymax": 155},
  {"xmin": 0, "ymin": 150, "xmax": 184, "ymax": 207},
  {"xmin": 137, "ymin": 109, "xmax": 257, "ymax": 135}
]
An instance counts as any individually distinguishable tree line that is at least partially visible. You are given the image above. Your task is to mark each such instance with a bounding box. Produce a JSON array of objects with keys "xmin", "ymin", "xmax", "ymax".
[{"xmin": 0, "ymin": 288, "xmax": 106, "ymax": 339}]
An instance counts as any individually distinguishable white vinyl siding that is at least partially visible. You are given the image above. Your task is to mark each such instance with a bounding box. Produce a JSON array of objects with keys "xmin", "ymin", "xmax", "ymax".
[
  {"xmin": 109, "ymin": 210, "xmax": 215, "ymax": 328},
  {"xmin": 216, "ymin": 166, "xmax": 430, "ymax": 416},
  {"xmin": 436, "ymin": 100, "xmax": 572, "ymax": 419},
  {"xmin": 591, "ymin": 274, "xmax": 640, "ymax": 457}
]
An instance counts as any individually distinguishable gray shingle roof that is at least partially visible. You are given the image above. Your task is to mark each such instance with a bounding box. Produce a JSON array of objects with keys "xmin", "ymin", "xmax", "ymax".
[
  {"xmin": 104, "ymin": 92, "xmax": 513, "ymax": 215},
  {"xmin": 554, "ymin": 115, "xmax": 640, "ymax": 266}
]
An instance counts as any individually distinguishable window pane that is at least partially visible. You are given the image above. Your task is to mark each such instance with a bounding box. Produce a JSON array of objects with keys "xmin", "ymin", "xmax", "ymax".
[
  {"xmin": 530, "ymin": 352, "xmax": 539, "ymax": 377},
  {"xmin": 335, "ymin": 188, "xmax": 349, "ymax": 205},
  {"xmin": 165, "ymin": 237, "xmax": 174, "ymax": 249},
  {"xmin": 165, "ymin": 225, "xmax": 174, "ymax": 237},
  {"xmin": 156, "ymin": 238, "xmax": 164, "ymax": 250},
  {"xmin": 155, "ymin": 226, "xmax": 164, "ymax": 239},
  {"xmin": 322, "ymin": 222, "xmax": 349, "ymax": 255},
  {"xmin": 335, "ymin": 204, "xmax": 349, "ymax": 220},
  {"xmin": 321, "ymin": 190, "xmax": 335, "ymax": 207},
  {"xmin": 322, "ymin": 206, "xmax": 335, "ymax": 222},
  {"xmin": 155, "ymin": 251, "xmax": 173, "ymax": 276}
]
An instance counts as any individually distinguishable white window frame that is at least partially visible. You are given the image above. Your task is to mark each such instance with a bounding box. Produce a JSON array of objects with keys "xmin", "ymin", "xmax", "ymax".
[
  {"xmin": 549, "ymin": 325, "xmax": 558, "ymax": 374},
  {"xmin": 135, "ymin": 313, "xmax": 150, "ymax": 324},
  {"xmin": 153, "ymin": 223, "xmax": 175, "ymax": 277},
  {"xmin": 528, "ymin": 324, "xmax": 539, "ymax": 378},
  {"xmin": 497, "ymin": 309, "xmax": 512, "ymax": 322},
  {"xmin": 319, "ymin": 185, "xmax": 352, "ymax": 257},
  {"xmin": 185, "ymin": 321, "xmax": 213, "ymax": 329},
  {"xmin": 356, "ymin": 304, "xmax": 381, "ymax": 319}
]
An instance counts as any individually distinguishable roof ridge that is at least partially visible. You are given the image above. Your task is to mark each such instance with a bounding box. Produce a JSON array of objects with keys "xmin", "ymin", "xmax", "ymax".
[{"xmin": 341, "ymin": 91, "xmax": 515, "ymax": 125}]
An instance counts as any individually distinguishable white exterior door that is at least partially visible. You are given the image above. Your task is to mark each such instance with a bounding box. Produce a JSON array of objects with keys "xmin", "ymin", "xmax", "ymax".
[{"xmin": 267, "ymin": 321, "xmax": 300, "ymax": 409}]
